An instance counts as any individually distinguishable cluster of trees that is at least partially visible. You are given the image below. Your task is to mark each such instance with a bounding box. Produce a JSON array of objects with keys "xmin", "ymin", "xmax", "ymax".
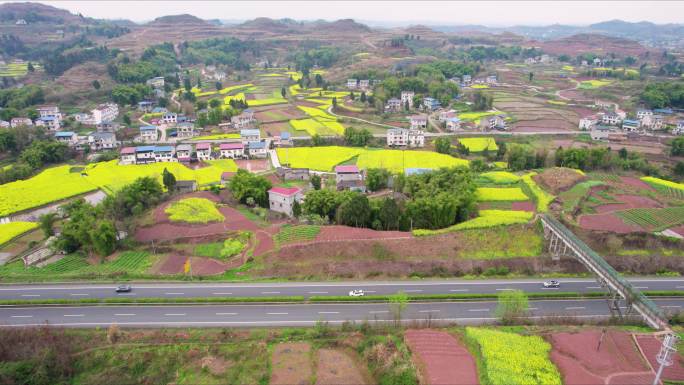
[
  {"xmin": 641, "ymin": 82, "xmax": 684, "ymax": 109},
  {"xmin": 472, "ymin": 91, "xmax": 493, "ymax": 111},
  {"xmin": 372, "ymin": 74, "xmax": 459, "ymax": 110},
  {"xmin": 554, "ymin": 146, "xmax": 658, "ymax": 175},
  {"xmin": 343, "ymin": 127, "xmax": 372, "ymax": 146},
  {"xmin": 672, "ymin": 137, "xmax": 684, "ymax": 157},
  {"xmin": 506, "ymin": 144, "xmax": 547, "ymax": 171},
  {"xmin": 0, "ymin": 130, "xmax": 73, "ymax": 184},
  {"xmin": 111, "ymin": 84, "xmax": 152, "ymax": 106},
  {"xmin": 107, "ymin": 44, "xmax": 176, "ymax": 84},
  {"xmin": 228, "ymin": 169, "xmax": 272, "ymax": 207},
  {"xmin": 303, "ymin": 167, "xmax": 476, "ymax": 231},
  {"xmin": 0, "ymin": 85, "xmax": 44, "ymax": 112},
  {"xmin": 291, "ymin": 47, "xmax": 340, "ymax": 72},
  {"xmin": 44, "ymin": 44, "xmax": 115, "ymax": 76},
  {"xmin": 179, "ymin": 38, "xmax": 253, "ymax": 69},
  {"xmin": 55, "ymin": 177, "xmax": 164, "ymax": 256}
]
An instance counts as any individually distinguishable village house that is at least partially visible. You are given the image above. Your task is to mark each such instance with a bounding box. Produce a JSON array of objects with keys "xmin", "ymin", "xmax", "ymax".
[
  {"xmin": 578, "ymin": 117, "xmax": 598, "ymax": 130},
  {"xmin": 15, "ymin": 19, "xmax": 27, "ymax": 25},
  {"xmin": 55, "ymin": 131, "xmax": 78, "ymax": 146},
  {"xmin": 37, "ymin": 105, "xmax": 62, "ymax": 121},
  {"xmin": 484, "ymin": 115, "xmax": 507, "ymax": 131},
  {"xmin": 119, "ymin": 147, "xmax": 136, "ymax": 165},
  {"xmin": 346, "ymin": 79, "xmax": 358, "ymax": 89},
  {"xmin": 175, "ymin": 144, "xmax": 192, "ymax": 163},
  {"xmin": 211, "ymin": 71, "xmax": 226, "ymax": 81},
  {"xmin": 590, "ymin": 128, "xmax": 610, "ymax": 141},
  {"xmin": 602, "ymin": 113, "xmax": 621, "ymax": 126},
  {"xmin": 35, "ymin": 116, "xmax": 60, "ymax": 131},
  {"xmin": 0, "ymin": 120, "xmax": 9, "ymax": 128},
  {"xmin": 240, "ymin": 129, "xmax": 260, "ymax": 143},
  {"xmin": 275, "ymin": 132, "xmax": 292, "ymax": 147},
  {"xmin": 88, "ymin": 132, "xmax": 117, "ymax": 151},
  {"xmin": 72, "ymin": 113, "xmax": 90, "ymax": 123},
  {"xmin": 175, "ymin": 180, "xmax": 198, "ymax": 194},
  {"xmin": 539, "ymin": 54, "xmax": 552, "ymax": 64},
  {"xmin": 385, "ymin": 98, "xmax": 402, "ymax": 112},
  {"xmin": 90, "ymin": 103, "xmax": 118, "ymax": 125},
  {"xmin": 232, "ymin": 109, "xmax": 256, "ymax": 129},
  {"xmin": 439, "ymin": 110, "xmax": 457, "ymax": 122},
  {"xmin": 446, "ymin": 117, "xmax": 462, "ymax": 131},
  {"xmin": 637, "ymin": 109, "xmax": 653, "ymax": 120},
  {"xmin": 386, "ymin": 128, "xmax": 425, "ymax": 148},
  {"xmin": 401, "ymin": 91, "xmax": 415, "ymax": 107},
  {"xmin": 622, "ymin": 119, "xmax": 640, "ymax": 132},
  {"xmin": 135, "ymin": 146, "xmax": 156, "ymax": 164},
  {"xmin": 422, "ymin": 97, "xmax": 441, "ymax": 111},
  {"xmin": 268, "ymin": 187, "xmax": 304, "ymax": 217},
  {"xmin": 359, "ymin": 79, "xmax": 370, "ymax": 90},
  {"xmin": 139, "ymin": 126, "xmax": 158, "ymax": 142},
  {"xmin": 10, "ymin": 117, "xmax": 32, "ymax": 128},
  {"xmin": 175, "ymin": 122, "xmax": 195, "ymax": 138},
  {"xmin": 409, "ymin": 115, "xmax": 428, "ymax": 130},
  {"xmin": 138, "ymin": 101, "xmax": 154, "ymax": 112},
  {"xmin": 335, "ymin": 165, "xmax": 366, "ymax": 193},
  {"xmin": 195, "ymin": 143, "xmax": 213, "ymax": 161},
  {"xmin": 276, "ymin": 167, "xmax": 310, "ymax": 181},
  {"xmin": 649, "ymin": 115, "xmax": 664, "ymax": 131},
  {"xmin": 151, "ymin": 107, "xmax": 167, "ymax": 114},
  {"xmin": 524, "ymin": 57, "xmax": 536, "ymax": 65},
  {"xmin": 161, "ymin": 112, "xmax": 177, "ymax": 125},
  {"xmin": 674, "ymin": 121, "xmax": 684, "ymax": 135},
  {"xmin": 593, "ymin": 57, "xmax": 603, "ymax": 66},
  {"xmin": 486, "ymin": 75, "xmax": 498, "ymax": 84},
  {"xmin": 146, "ymin": 76, "xmax": 165, "ymax": 89},
  {"xmin": 219, "ymin": 143, "xmax": 244, "ymax": 159},
  {"xmin": 247, "ymin": 141, "xmax": 267, "ymax": 158},
  {"xmin": 461, "ymin": 74, "xmax": 472, "ymax": 86},
  {"xmin": 154, "ymin": 146, "xmax": 176, "ymax": 162}
]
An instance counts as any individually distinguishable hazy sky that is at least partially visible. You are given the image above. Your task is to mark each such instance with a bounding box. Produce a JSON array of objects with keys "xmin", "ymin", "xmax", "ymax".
[{"xmin": 15, "ymin": 1, "xmax": 684, "ymax": 26}]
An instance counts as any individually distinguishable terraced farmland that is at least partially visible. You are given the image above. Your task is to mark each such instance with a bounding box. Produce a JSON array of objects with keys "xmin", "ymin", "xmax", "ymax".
[{"xmin": 616, "ymin": 207, "xmax": 684, "ymax": 231}]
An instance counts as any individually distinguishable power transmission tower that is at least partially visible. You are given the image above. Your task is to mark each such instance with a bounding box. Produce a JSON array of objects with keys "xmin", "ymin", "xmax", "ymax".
[{"xmin": 653, "ymin": 333, "xmax": 679, "ymax": 385}]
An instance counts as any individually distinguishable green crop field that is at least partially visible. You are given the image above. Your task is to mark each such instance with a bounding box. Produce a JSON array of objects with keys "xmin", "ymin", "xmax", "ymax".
[
  {"xmin": 479, "ymin": 171, "xmax": 521, "ymax": 184},
  {"xmin": 465, "ymin": 327, "xmax": 561, "ymax": 385},
  {"xmin": 0, "ymin": 160, "xmax": 238, "ymax": 217},
  {"xmin": 458, "ymin": 137, "xmax": 498, "ymax": 152},
  {"xmin": 559, "ymin": 180, "xmax": 604, "ymax": 212},
  {"xmin": 578, "ymin": 79, "xmax": 612, "ymax": 89},
  {"xmin": 276, "ymin": 146, "xmax": 469, "ymax": 172},
  {"xmin": 0, "ymin": 252, "xmax": 154, "ymax": 280},
  {"xmin": 641, "ymin": 177, "xmax": 684, "ymax": 199},
  {"xmin": 616, "ymin": 207, "xmax": 684, "ymax": 231},
  {"xmin": 522, "ymin": 172, "xmax": 555, "ymax": 212},
  {"xmin": 0, "ymin": 165, "xmax": 98, "ymax": 217},
  {"xmin": 356, "ymin": 149, "xmax": 469, "ymax": 173},
  {"xmin": 476, "ymin": 187, "xmax": 529, "ymax": 201},
  {"xmin": 0, "ymin": 222, "xmax": 38, "ymax": 246},
  {"xmin": 414, "ymin": 210, "xmax": 533, "ymax": 235},
  {"xmin": 274, "ymin": 225, "xmax": 320, "ymax": 246},
  {"xmin": 0, "ymin": 62, "xmax": 39, "ymax": 77},
  {"xmin": 458, "ymin": 111, "xmax": 498, "ymax": 122},
  {"xmin": 165, "ymin": 198, "xmax": 225, "ymax": 224}
]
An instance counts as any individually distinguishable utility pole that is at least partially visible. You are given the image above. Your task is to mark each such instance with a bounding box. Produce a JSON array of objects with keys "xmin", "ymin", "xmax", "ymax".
[{"xmin": 653, "ymin": 333, "xmax": 678, "ymax": 385}]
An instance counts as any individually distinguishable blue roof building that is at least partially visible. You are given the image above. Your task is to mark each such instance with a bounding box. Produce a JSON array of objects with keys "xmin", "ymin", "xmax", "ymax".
[
  {"xmin": 140, "ymin": 125, "xmax": 157, "ymax": 132},
  {"xmin": 405, "ymin": 168, "xmax": 432, "ymax": 176},
  {"xmin": 241, "ymin": 129, "xmax": 260, "ymax": 137},
  {"xmin": 55, "ymin": 131, "xmax": 75, "ymax": 137},
  {"xmin": 248, "ymin": 141, "xmax": 266, "ymax": 150},
  {"xmin": 136, "ymin": 146, "xmax": 156, "ymax": 152},
  {"xmin": 154, "ymin": 146, "xmax": 174, "ymax": 153},
  {"xmin": 280, "ymin": 132, "xmax": 291, "ymax": 140}
]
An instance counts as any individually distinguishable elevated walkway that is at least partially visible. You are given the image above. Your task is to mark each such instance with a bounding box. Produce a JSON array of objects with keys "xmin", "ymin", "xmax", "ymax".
[{"xmin": 540, "ymin": 214, "xmax": 669, "ymax": 330}]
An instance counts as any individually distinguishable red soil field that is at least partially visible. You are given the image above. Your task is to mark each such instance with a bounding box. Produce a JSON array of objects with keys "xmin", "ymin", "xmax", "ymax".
[
  {"xmin": 635, "ymin": 334, "xmax": 684, "ymax": 382},
  {"xmin": 549, "ymin": 330, "xmax": 654, "ymax": 385},
  {"xmin": 235, "ymin": 159, "xmax": 270, "ymax": 172},
  {"xmin": 511, "ymin": 201, "xmax": 536, "ymax": 212},
  {"xmin": 404, "ymin": 329, "xmax": 479, "ymax": 385},
  {"xmin": 153, "ymin": 254, "xmax": 186, "ymax": 275},
  {"xmin": 189, "ymin": 256, "xmax": 232, "ymax": 275},
  {"xmin": 315, "ymin": 226, "xmax": 412, "ymax": 241},
  {"xmin": 511, "ymin": 124, "xmax": 574, "ymax": 133},
  {"xmin": 578, "ymin": 213, "xmax": 644, "ymax": 233},
  {"xmin": 137, "ymin": 192, "xmax": 259, "ymax": 243},
  {"xmin": 620, "ymin": 177, "xmax": 655, "ymax": 191},
  {"xmin": 594, "ymin": 194, "xmax": 662, "ymax": 214}
]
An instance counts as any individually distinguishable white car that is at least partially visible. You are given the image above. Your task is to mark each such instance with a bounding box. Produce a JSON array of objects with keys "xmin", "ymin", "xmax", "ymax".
[
  {"xmin": 543, "ymin": 280, "xmax": 560, "ymax": 288},
  {"xmin": 348, "ymin": 289, "xmax": 365, "ymax": 297}
]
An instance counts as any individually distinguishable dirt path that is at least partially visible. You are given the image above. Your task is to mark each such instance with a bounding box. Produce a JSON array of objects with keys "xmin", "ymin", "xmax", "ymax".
[{"xmin": 270, "ymin": 342, "xmax": 313, "ymax": 385}]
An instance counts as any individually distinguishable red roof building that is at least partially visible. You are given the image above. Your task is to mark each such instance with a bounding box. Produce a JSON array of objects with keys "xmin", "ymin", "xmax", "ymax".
[
  {"xmin": 334, "ymin": 165, "xmax": 359, "ymax": 174},
  {"xmin": 268, "ymin": 187, "xmax": 302, "ymax": 196}
]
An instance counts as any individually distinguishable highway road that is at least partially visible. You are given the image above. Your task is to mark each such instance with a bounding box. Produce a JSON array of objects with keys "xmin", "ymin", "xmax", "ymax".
[
  {"xmin": 2, "ymin": 298, "xmax": 683, "ymax": 328},
  {"xmin": 0, "ymin": 278, "xmax": 682, "ymax": 301}
]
